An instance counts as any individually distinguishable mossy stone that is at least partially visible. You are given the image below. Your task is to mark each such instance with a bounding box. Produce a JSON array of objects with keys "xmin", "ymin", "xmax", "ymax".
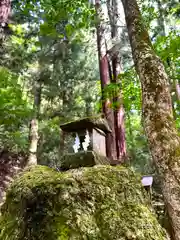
[
  {"xmin": 0, "ymin": 165, "xmax": 167, "ymax": 240},
  {"xmin": 60, "ymin": 151, "xmax": 110, "ymax": 170}
]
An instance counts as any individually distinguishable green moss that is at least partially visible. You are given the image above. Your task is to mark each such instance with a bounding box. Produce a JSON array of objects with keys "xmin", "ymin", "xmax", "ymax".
[
  {"xmin": 0, "ymin": 165, "xmax": 167, "ymax": 240},
  {"xmin": 60, "ymin": 151, "xmax": 110, "ymax": 170}
]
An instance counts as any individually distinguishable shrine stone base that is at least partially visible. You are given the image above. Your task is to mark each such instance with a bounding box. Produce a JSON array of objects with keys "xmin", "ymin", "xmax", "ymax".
[{"xmin": 59, "ymin": 151, "xmax": 110, "ymax": 171}]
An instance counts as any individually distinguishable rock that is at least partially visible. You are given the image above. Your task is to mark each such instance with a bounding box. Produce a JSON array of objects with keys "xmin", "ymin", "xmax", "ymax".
[
  {"xmin": 0, "ymin": 165, "xmax": 167, "ymax": 240},
  {"xmin": 60, "ymin": 151, "xmax": 110, "ymax": 170}
]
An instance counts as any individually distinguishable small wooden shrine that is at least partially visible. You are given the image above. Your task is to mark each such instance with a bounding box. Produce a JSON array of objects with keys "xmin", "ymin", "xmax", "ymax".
[{"xmin": 59, "ymin": 116, "xmax": 111, "ymax": 170}]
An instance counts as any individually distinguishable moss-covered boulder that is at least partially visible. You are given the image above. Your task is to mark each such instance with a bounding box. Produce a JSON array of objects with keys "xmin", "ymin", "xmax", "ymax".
[{"xmin": 0, "ymin": 165, "xmax": 167, "ymax": 240}]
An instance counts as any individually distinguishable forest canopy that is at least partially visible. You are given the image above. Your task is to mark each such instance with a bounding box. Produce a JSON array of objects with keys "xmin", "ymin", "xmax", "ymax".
[{"xmin": 0, "ymin": 0, "xmax": 180, "ymax": 239}]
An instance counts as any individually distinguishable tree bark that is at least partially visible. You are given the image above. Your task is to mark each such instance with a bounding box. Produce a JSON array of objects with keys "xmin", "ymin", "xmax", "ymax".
[
  {"xmin": 175, "ymin": 83, "xmax": 180, "ymax": 101},
  {"xmin": 156, "ymin": 0, "xmax": 166, "ymax": 37},
  {"xmin": 121, "ymin": 0, "xmax": 180, "ymax": 239},
  {"xmin": 0, "ymin": 0, "xmax": 11, "ymax": 54},
  {"xmin": 95, "ymin": 0, "xmax": 117, "ymax": 160},
  {"xmin": 28, "ymin": 119, "xmax": 38, "ymax": 165},
  {"xmin": 126, "ymin": 111, "xmax": 136, "ymax": 161},
  {"xmin": 107, "ymin": 0, "xmax": 126, "ymax": 161},
  {"xmin": 0, "ymin": 0, "xmax": 11, "ymax": 31},
  {"xmin": 171, "ymin": 63, "xmax": 180, "ymax": 116},
  {"xmin": 28, "ymin": 76, "xmax": 42, "ymax": 165}
]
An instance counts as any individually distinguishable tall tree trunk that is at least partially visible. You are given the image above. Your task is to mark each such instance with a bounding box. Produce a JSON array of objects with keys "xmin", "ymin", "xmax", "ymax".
[
  {"xmin": 0, "ymin": 0, "xmax": 11, "ymax": 54},
  {"xmin": 85, "ymin": 97, "xmax": 92, "ymax": 117},
  {"xmin": 59, "ymin": 89, "xmax": 68, "ymax": 157},
  {"xmin": 175, "ymin": 83, "xmax": 180, "ymax": 101},
  {"xmin": 107, "ymin": 0, "xmax": 126, "ymax": 161},
  {"xmin": 28, "ymin": 75, "xmax": 42, "ymax": 165},
  {"xmin": 171, "ymin": 63, "xmax": 180, "ymax": 116},
  {"xmin": 121, "ymin": 0, "xmax": 180, "ymax": 239},
  {"xmin": 126, "ymin": 111, "xmax": 136, "ymax": 161},
  {"xmin": 156, "ymin": 0, "xmax": 180, "ymax": 119},
  {"xmin": 95, "ymin": 0, "xmax": 117, "ymax": 160},
  {"xmin": 0, "ymin": 0, "xmax": 11, "ymax": 33},
  {"xmin": 156, "ymin": 0, "xmax": 166, "ymax": 37}
]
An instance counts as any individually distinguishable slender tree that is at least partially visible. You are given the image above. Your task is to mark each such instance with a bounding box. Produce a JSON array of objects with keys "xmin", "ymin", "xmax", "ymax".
[
  {"xmin": 0, "ymin": 0, "xmax": 11, "ymax": 53},
  {"xmin": 0, "ymin": 0, "xmax": 11, "ymax": 31},
  {"xmin": 95, "ymin": 0, "xmax": 117, "ymax": 160},
  {"xmin": 107, "ymin": 0, "xmax": 126, "ymax": 160},
  {"xmin": 156, "ymin": 0, "xmax": 180, "ymax": 118},
  {"xmin": 156, "ymin": 0, "xmax": 166, "ymax": 36},
  {"xmin": 28, "ymin": 65, "xmax": 43, "ymax": 165},
  {"xmin": 121, "ymin": 0, "xmax": 180, "ymax": 239}
]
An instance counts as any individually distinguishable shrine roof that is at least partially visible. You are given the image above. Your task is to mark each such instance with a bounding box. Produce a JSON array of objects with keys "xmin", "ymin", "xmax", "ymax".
[{"xmin": 60, "ymin": 116, "xmax": 111, "ymax": 133}]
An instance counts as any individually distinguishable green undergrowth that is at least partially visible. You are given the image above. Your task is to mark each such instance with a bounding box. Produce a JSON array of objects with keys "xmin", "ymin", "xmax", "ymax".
[{"xmin": 0, "ymin": 165, "xmax": 167, "ymax": 240}]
